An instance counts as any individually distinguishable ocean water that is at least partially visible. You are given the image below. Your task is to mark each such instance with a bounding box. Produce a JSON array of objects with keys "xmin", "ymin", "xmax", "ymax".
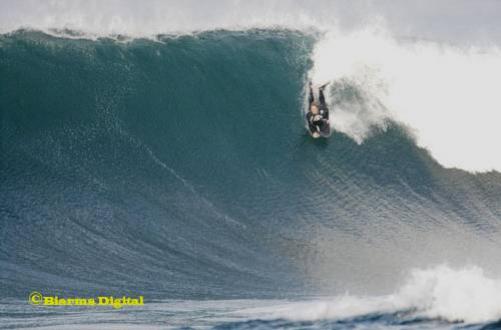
[{"xmin": 2, "ymin": 5, "xmax": 501, "ymax": 329}]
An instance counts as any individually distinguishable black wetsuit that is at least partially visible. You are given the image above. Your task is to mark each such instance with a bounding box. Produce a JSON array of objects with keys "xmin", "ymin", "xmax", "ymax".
[{"xmin": 306, "ymin": 86, "xmax": 329, "ymax": 133}]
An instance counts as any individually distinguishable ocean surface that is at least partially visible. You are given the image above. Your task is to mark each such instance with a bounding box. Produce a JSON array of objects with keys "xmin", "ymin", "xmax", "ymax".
[{"xmin": 2, "ymin": 29, "xmax": 501, "ymax": 329}]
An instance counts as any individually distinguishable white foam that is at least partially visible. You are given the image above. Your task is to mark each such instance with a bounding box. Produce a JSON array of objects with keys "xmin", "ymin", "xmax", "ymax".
[
  {"xmin": 397, "ymin": 265, "xmax": 501, "ymax": 323},
  {"xmin": 310, "ymin": 28, "xmax": 501, "ymax": 172},
  {"xmin": 240, "ymin": 265, "xmax": 501, "ymax": 324}
]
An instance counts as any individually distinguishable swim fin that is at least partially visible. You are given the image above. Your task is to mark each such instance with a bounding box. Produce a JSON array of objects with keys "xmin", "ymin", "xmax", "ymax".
[{"xmin": 319, "ymin": 82, "xmax": 330, "ymax": 90}]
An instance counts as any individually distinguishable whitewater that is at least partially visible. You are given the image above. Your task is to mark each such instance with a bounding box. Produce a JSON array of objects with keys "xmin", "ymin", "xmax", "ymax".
[{"xmin": 1, "ymin": 1, "xmax": 501, "ymax": 329}]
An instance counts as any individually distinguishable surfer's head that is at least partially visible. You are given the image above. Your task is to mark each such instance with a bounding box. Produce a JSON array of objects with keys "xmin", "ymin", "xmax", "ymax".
[{"xmin": 310, "ymin": 103, "xmax": 319, "ymax": 114}]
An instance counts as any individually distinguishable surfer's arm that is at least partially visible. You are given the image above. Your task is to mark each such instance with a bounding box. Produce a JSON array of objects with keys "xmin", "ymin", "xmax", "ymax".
[
  {"xmin": 306, "ymin": 112, "xmax": 314, "ymax": 128},
  {"xmin": 306, "ymin": 113, "xmax": 321, "ymax": 132},
  {"xmin": 308, "ymin": 122, "xmax": 318, "ymax": 133}
]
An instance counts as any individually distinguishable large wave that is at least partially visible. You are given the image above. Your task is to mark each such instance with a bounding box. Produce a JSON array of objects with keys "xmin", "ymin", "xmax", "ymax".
[
  {"xmin": 3, "ymin": 1, "xmax": 501, "ymax": 173},
  {"xmin": 2, "ymin": 23, "xmax": 501, "ymax": 328}
]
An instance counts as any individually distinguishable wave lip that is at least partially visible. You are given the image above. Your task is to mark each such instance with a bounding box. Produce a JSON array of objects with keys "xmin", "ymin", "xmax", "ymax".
[{"xmin": 0, "ymin": 0, "xmax": 323, "ymax": 37}]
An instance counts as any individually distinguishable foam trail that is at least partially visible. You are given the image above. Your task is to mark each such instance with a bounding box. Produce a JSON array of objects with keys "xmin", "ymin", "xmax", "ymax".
[
  {"xmin": 310, "ymin": 28, "xmax": 501, "ymax": 172},
  {"xmin": 397, "ymin": 265, "xmax": 501, "ymax": 323},
  {"xmin": 241, "ymin": 265, "xmax": 501, "ymax": 324}
]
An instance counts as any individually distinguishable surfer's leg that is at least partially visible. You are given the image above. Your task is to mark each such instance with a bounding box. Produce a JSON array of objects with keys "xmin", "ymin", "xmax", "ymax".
[
  {"xmin": 319, "ymin": 88, "xmax": 326, "ymax": 106},
  {"xmin": 319, "ymin": 89, "xmax": 329, "ymax": 118},
  {"xmin": 308, "ymin": 86, "xmax": 314, "ymax": 106}
]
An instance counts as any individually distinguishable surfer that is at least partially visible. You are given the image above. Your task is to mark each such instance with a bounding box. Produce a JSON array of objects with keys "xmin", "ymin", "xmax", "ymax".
[{"xmin": 306, "ymin": 82, "xmax": 330, "ymax": 138}]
